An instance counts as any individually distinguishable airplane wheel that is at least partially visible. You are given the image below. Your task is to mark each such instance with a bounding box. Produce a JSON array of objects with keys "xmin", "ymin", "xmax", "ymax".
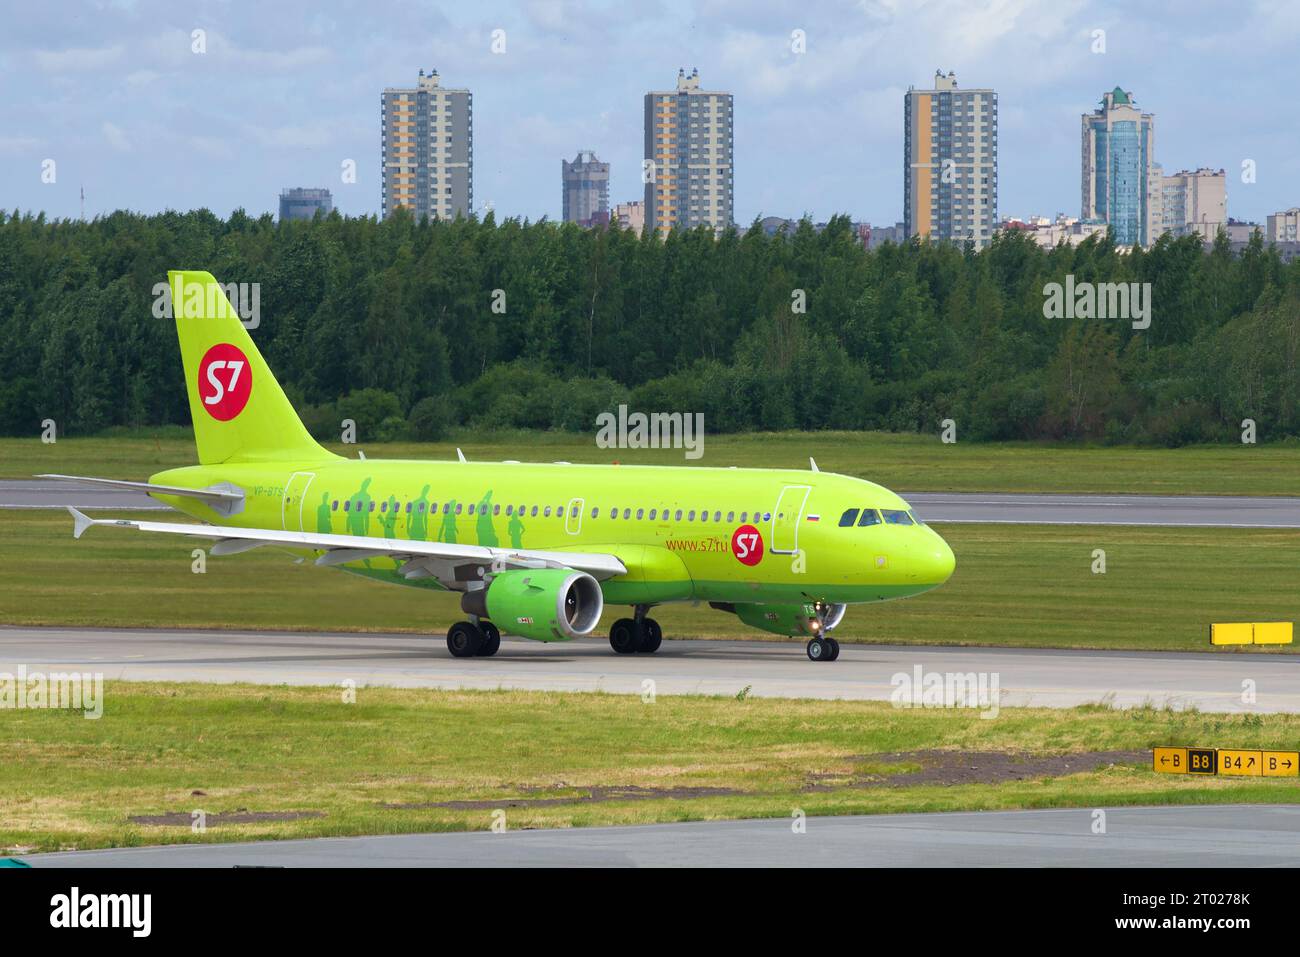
[
  {"xmin": 610, "ymin": 618, "xmax": 639, "ymax": 654},
  {"xmin": 447, "ymin": 621, "xmax": 484, "ymax": 658},
  {"xmin": 478, "ymin": 621, "xmax": 501, "ymax": 657},
  {"xmin": 806, "ymin": 637, "xmax": 830, "ymax": 662},
  {"xmin": 638, "ymin": 618, "xmax": 663, "ymax": 653},
  {"xmin": 825, "ymin": 637, "xmax": 840, "ymax": 661}
]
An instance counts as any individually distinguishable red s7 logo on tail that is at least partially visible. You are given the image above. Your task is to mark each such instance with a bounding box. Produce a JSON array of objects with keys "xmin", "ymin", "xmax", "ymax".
[{"xmin": 198, "ymin": 343, "xmax": 252, "ymax": 420}]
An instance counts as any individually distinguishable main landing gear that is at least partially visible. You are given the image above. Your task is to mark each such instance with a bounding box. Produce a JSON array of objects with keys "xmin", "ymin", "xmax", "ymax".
[
  {"xmin": 447, "ymin": 619, "xmax": 501, "ymax": 658},
  {"xmin": 610, "ymin": 605, "xmax": 662, "ymax": 654}
]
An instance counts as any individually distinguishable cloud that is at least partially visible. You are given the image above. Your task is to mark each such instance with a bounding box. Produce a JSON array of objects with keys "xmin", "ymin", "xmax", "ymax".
[
  {"xmin": 0, "ymin": 135, "xmax": 42, "ymax": 154},
  {"xmin": 102, "ymin": 121, "xmax": 132, "ymax": 152},
  {"xmin": 33, "ymin": 45, "xmax": 124, "ymax": 72}
]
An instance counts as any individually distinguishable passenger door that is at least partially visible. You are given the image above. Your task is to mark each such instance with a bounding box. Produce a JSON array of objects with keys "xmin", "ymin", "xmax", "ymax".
[{"xmin": 771, "ymin": 485, "xmax": 810, "ymax": 555}]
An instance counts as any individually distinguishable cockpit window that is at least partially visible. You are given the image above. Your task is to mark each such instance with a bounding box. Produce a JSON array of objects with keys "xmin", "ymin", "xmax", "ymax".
[
  {"xmin": 838, "ymin": 508, "xmax": 860, "ymax": 527},
  {"xmin": 857, "ymin": 509, "xmax": 881, "ymax": 527},
  {"xmin": 909, "ymin": 510, "xmax": 925, "ymax": 525},
  {"xmin": 882, "ymin": 509, "xmax": 914, "ymax": 525}
]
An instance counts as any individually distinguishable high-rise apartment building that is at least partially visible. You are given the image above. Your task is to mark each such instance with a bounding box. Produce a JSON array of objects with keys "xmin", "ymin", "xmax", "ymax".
[
  {"xmin": 279, "ymin": 187, "xmax": 333, "ymax": 222},
  {"xmin": 643, "ymin": 68, "xmax": 734, "ymax": 236},
  {"xmin": 561, "ymin": 151, "xmax": 610, "ymax": 227},
  {"xmin": 903, "ymin": 71, "xmax": 999, "ymax": 249},
  {"xmin": 1081, "ymin": 87, "xmax": 1157, "ymax": 247},
  {"xmin": 613, "ymin": 200, "xmax": 645, "ymax": 236},
  {"xmin": 1267, "ymin": 208, "xmax": 1300, "ymax": 243},
  {"xmin": 381, "ymin": 68, "xmax": 472, "ymax": 220},
  {"xmin": 1160, "ymin": 168, "xmax": 1227, "ymax": 242}
]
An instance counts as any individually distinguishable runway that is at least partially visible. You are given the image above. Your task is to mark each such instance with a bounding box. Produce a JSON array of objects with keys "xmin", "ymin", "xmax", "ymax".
[
  {"xmin": 20, "ymin": 805, "xmax": 1300, "ymax": 867},
  {"xmin": 4, "ymin": 479, "xmax": 1299, "ymax": 527},
  {"xmin": 2, "ymin": 625, "xmax": 1295, "ymax": 712}
]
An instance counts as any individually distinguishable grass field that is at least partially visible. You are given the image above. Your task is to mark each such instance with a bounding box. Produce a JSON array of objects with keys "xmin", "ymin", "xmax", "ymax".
[
  {"xmin": 1, "ymin": 510, "xmax": 1296, "ymax": 652},
  {"xmin": 3, "ymin": 682, "xmax": 1298, "ymax": 855},
  {"xmin": 3, "ymin": 429, "xmax": 1299, "ymax": 495}
]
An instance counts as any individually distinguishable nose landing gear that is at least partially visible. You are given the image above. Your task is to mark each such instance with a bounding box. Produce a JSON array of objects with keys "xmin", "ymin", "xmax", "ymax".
[{"xmin": 805, "ymin": 601, "xmax": 841, "ymax": 662}]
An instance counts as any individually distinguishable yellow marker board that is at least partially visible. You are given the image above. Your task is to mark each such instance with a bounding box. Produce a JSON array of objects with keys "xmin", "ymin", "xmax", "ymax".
[
  {"xmin": 1254, "ymin": 622, "xmax": 1294, "ymax": 645},
  {"xmin": 1153, "ymin": 747, "xmax": 1188, "ymax": 774},
  {"xmin": 1218, "ymin": 749, "xmax": 1263, "ymax": 777},
  {"xmin": 1262, "ymin": 751, "xmax": 1300, "ymax": 777},
  {"xmin": 1210, "ymin": 623, "xmax": 1253, "ymax": 646}
]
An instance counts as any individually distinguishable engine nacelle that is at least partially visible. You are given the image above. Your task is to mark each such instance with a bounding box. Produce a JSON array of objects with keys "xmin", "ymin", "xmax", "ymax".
[
  {"xmin": 713, "ymin": 601, "xmax": 847, "ymax": 637},
  {"xmin": 464, "ymin": 568, "xmax": 604, "ymax": 642}
]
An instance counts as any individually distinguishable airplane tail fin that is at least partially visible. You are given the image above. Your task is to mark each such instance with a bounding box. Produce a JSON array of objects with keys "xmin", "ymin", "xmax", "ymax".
[{"xmin": 169, "ymin": 270, "xmax": 336, "ymax": 466}]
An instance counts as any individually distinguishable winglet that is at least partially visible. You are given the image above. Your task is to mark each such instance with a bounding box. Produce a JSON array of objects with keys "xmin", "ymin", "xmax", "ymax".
[
  {"xmin": 809, "ymin": 457, "xmax": 819, "ymax": 472},
  {"xmin": 68, "ymin": 506, "xmax": 95, "ymax": 540},
  {"xmin": 457, "ymin": 448, "xmax": 467, "ymax": 463}
]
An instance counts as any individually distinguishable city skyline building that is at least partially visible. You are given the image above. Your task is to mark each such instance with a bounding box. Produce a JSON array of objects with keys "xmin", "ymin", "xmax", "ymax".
[
  {"xmin": 561, "ymin": 151, "xmax": 610, "ymax": 227},
  {"xmin": 643, "ymin": 68, "xmax": 734, "ymax": 236},
  {"xmin": 1159, "ymin": 168, "xmax": 1227, "ymax": 242},
  {"xmin": 279, "ymin": 187, "xmax": 333, "ymax": 222},
  {"xmin": 1081, "ymin": 86, "xmax": 1157, "ymax": 247},
  {"xmin": 903, "ymin": 70, "xmax": 999, "ymax": 249},
  {"xmin": 380, "ymin": 68, "xmax": 472, "ymax": 220}
]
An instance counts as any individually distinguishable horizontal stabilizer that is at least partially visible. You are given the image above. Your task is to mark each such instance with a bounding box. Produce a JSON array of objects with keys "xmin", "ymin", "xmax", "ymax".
[{"xmin": 38, "ymin": 473, "xmax": 243, "ymax": 502}]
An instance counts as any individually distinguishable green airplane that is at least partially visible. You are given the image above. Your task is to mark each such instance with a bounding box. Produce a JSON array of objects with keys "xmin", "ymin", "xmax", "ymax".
[{"xmin": 49, "ymin": 271, "xmax": 955, "ymax": 662}]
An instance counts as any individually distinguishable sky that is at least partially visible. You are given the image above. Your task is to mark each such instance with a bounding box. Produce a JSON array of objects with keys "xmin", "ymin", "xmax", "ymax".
[{"xmin": 2, "ymin": 0, "xmax": 1297, "ymax": 227}]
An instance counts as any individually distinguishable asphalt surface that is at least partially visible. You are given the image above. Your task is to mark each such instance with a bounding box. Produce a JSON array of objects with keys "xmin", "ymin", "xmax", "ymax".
[
  {"xmin": 3, "ymin": 478, "xmax": 1300, "ymax": 526},
  {"xmin": 20, "ymin": 805, "xmax": 1300, "ymax": 867},
  {"xmin": 2, "ymin": 626, "xmax": 1295, "ymax": 712}
]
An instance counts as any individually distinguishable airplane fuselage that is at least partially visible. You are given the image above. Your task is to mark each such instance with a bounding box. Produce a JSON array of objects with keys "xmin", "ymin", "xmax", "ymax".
[{"xmin": 151, "ymin": 458, "xmax": 956, "ymax": 608}]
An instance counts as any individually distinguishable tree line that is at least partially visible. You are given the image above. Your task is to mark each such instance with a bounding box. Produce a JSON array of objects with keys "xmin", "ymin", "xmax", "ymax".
[{"xmin": 0, "ymin": 206, "xmax": 1296, "ymax": 445}]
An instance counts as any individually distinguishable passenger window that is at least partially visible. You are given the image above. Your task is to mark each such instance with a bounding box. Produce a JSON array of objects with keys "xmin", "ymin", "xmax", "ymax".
[
  {"xmin": 839, "ymin": 508, "xmax": 860, "ymax": 527},
  {"xmin": 675, "ymin": 509, "xmax": 683, "ymax": 521},
  {"xmin": 610, "ymin": 507, "xmax": 618, "ymax": 519},
  {"xmin": 506, "ymin": 505, "xmax": 513, "ymax": 515},
  {"xmin": 636, "ymin": 508, "xmax": 644, "ymax": 520},
  {"xmin": 649, "ymin": 509, "xmax": 657, "ymax": 520},
  {"xmin": 455, "ymin": 503, "xmax": 463, "ymax": 515},
  {"xmin": 331, "ymin": 500, "xmax": 339, "ymax": 511},
  {"xmin": 368, "ymin": 502, "xmax": 376, "ymax": 512},
  {"xmin": 419, "ymin": 503, "xmax": 426, "ymax": 513},
  {"xmin": 740, "ymin": 512, "xmax": 747, "ymax": 522},
  {"xmin": 858, "ymin": 509, "xmax": 881, "ymax": 527},
  {"xmin": 494, "ymin": 504, "xmax": 501, "ymax": 516},
  {"xmin": 623, "ymin": 508, "xmax": 631, "ymax": 519},
  {"xmin": 344, "ymin": 502, "xmax": 350, "ymax": 511},
  {"xmin": 544, "ymin": 506, "xmax": 552, "ymax": 517},
  {"xmin": 404, "ymin": 502, "xmax": 412, "ymax": 513},
  {"xmin": 591, "ymin": 507, "xmax": 599, "ymax": 518},
  {"xmin": 882, "ymin": 509, "xmax": 914, "ymax": 525},
  {"xmin": 530, "ymin": 506, "xmax": 538, "ymax": 517},
  {"xmin": 687, "ymin": 510, "xmax": 696, "ymax": 521},
  {"xmin": 468, "ymin": 504, "xmax": 476, "ymax": 515}
]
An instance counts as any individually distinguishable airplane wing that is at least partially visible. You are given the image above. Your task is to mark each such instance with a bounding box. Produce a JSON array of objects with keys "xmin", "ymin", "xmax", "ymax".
[{"xmin": 66, "ymin": 507, "xmax": 627, "ymax": 581}]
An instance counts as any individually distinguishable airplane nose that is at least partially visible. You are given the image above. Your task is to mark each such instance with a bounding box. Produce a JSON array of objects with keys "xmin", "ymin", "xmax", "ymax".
[{"xmin": 933, "ymin": 534, "xmax": 956, "ymax": 583}]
